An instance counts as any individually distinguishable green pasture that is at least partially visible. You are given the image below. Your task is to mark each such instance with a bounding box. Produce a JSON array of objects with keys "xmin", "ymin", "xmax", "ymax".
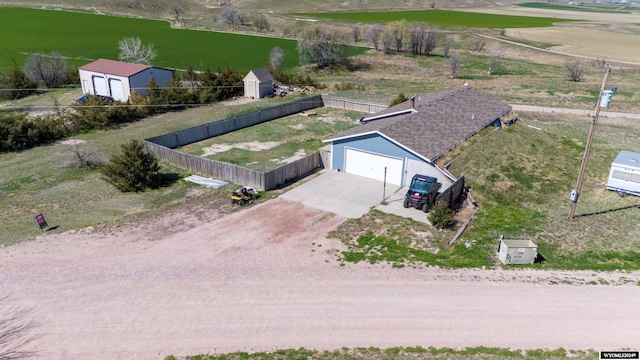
[
  {"xmin": 291, "ymin": 9, "xmax": 574, "ymax": 28},
  {"xmin": 0, "ymin": 7, "xmax": 364, "ymax": 73},
  {"xmin": 519, "ymin": 2, "xmax": 633, "ymax": 13}
]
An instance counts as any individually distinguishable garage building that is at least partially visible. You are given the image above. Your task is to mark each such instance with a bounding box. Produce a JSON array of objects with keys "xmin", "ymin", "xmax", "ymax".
[
  {"xmin": 78, "ymin": 59, "xmax": 173, "ymax": 102},
  {"xmin": 324, "ymin": 86, "xmax": 512, "ymax": 187}
]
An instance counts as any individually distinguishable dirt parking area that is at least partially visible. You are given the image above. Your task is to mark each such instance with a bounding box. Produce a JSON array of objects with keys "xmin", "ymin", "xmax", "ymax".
[{"xmin": 2, "ymin": 196, "xmax": 640, "ymax": 359}]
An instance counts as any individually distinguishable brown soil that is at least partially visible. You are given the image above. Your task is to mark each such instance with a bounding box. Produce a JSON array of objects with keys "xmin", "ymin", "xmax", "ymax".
[{"xmin": 1, "ymin": 197, "xmax": 639, "ymax": 359}]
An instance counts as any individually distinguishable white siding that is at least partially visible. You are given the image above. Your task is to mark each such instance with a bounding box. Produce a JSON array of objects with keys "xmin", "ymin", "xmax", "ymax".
[
  {"xmin": 92, "ymin": 76, "xmax": 108, "ymax": 97},
  {"xmin": 345, "ymin": 148, "xmax": 403, "ymax": 185},
  {"xmin": 109, "ymin": 78, "xmax": 125, "ymax": 101}
]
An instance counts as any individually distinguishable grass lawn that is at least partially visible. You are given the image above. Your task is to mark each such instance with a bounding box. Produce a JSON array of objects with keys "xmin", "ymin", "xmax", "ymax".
[
  {"xmin": 0, "ymin": 96, "xmax": 300, "ymax": 246},
  {"xmin": 291, "ymin": 9, "xmax": 574, "ymax": 28},
  {"xmin": 0, "ymin": 7, "xmax": 359, "ymax": 73},
  {"xmin": 178, "ymin": 107, "xmax": 362, "ymax": 172},
  {"xmin": 170, "ymin": 346, "xmax": 595, "ymax": 360},
  {"xmin": 329, "ymin": 112, "xmax": 640, "ymax": 270}
]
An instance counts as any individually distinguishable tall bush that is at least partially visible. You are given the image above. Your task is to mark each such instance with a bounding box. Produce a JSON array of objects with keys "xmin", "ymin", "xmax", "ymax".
[
  {"xmin": 428, "ymin": 201, "xmax": 456, "ymax": 229},
  {"xmin": 101, "ymin": 139, "xmax": 161, "ymax": 192}
]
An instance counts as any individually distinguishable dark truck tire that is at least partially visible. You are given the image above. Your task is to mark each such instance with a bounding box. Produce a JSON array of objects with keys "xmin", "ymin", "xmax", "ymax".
[
  {"xmin": 403, "ymin": 198, "xmax": 410, "ymax": 208},
  {"xmin": 422, "ymin": 202, "xmax": 429, "ymax": 213}
]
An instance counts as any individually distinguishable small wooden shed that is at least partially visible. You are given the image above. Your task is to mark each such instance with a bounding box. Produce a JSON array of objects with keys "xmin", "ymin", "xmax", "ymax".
[{"xmin": 243, "ymin": 68, "xmax": 274, "ymax": 99}]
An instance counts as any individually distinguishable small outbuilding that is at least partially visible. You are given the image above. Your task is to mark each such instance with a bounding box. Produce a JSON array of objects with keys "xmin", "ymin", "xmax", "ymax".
[
  {"xmin": 243, "ymin": 68, "xmax": 274, "ymax": 99},
  {"xmin": 606, "ymin": 150, "xmax": 640, "ymax": 197},
  {"xmin": 78, "ymin": 59, "xmax": 173, "ymax": 102},
  {"xmin": 497, "ymin": 237, "xmax": 538, "ymax": 265},
  {"xmin": 323, "ymin": 86, "xmax": 512, "ymax": 187}
]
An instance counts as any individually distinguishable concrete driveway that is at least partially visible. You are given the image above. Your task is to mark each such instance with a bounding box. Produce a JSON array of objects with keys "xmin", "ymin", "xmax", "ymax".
[
  {"xmin": 280, "ymin": 170, "xmax": 401, "ymax": 218},
  {"xmin": 281, "ymin": 170, "xmax": 431, "ymax": 224},
  {"xmin": 374, "ymin": 186, "xmax": 432, "ymax": 224}
]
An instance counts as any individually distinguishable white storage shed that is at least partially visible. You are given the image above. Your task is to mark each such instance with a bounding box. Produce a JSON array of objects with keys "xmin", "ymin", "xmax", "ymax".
[
  {"xmin": 606, "ymin": 150, "xmax": 640, "ymax": 197},
  {"xmin": 78, "ymin": 59, "xmax": 173, "ymax": 102},
  {"xmin": 243, "ymin": 68, "xmax": 274, "ymax": 99}
]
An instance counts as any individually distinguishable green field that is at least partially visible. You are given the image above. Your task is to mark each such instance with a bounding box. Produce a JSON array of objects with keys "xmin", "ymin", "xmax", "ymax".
[
  {"xmin": 0, "ymin": 7, "xmax": 364, "ymax": 73},
  {"xmin": 292, "ymin": 9, "xmax": 574, "ymax": 28},
  {"xmin": 519, "ymin": 2, "xmax": 633, "ymax": 13}
]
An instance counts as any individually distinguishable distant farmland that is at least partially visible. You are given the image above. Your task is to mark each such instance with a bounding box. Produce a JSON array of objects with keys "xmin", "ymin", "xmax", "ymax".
[
  {"xmin": 292, "ymin": 9, "xmax": 574, "ymax": 28},
  {"xmin": 0, "ymin": 7, "xmax": 366, "ymax": 73}
]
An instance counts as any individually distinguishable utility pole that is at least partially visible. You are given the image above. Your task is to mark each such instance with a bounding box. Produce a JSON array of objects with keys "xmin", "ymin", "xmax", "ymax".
[{"xmin": 568, "ymin": 64, "xmax": 612, "ymax": 220}]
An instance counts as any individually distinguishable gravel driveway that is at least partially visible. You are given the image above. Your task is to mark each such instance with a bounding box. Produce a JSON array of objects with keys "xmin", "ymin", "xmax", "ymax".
[{"xmin": 1, "ymin": 197, "xmax": 639, "ymax": 359}]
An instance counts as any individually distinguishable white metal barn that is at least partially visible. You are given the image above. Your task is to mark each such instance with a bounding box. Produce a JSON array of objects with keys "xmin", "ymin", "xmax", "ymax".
[
  {"xmin": 606, "ymin": 150, "xmax": 640, "ymax": 197},
  {"xmin": 78, "ymin": 59, "xmax": 173, "ymax": 102},
  {"xmin": 243, "ymin": 68, "xmax": 274, "ymax": 99}
]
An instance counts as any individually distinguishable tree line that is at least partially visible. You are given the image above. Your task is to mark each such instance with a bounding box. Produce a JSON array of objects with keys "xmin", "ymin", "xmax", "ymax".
[{"xmin": 0, "ymin": 65, "xmax": 249, "ymax": 153}]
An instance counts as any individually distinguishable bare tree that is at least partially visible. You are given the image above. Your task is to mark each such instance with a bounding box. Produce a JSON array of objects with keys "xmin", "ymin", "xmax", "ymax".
[
  {"xmin": 423, "ymin": 26, "xmax": 441, "ymax": 55},
  {"xmin": 171, "ymin": 5, "xmax": 183, "ymax": 21},
  {"xmin": 237, "ymin": 10, "xmax": 248, "ymax": 26},
  {"xmin": 591, "ymin": 57, "xmax": 607, "ymax": 68},
  {"xmin": 68, "ymin": 141, "xmax": 100, "ymax": 168},
  {"xmin": 469, "ymin": 40, "xmax": 486, "ymax": 52},
  {"xmin": 253, "ymin": 14, "xmax": 269, "ymax": 32},
  {"xmin": 388, "ymin": 20, "xmax": 409, "ymax": 52},
  {"xmin": 488, "ymin": 44, "xmax": 504, "ymax": 75},
  {"xmin": 364, "ymin": 24, "xmax": 382, "ymax": 51},
  {"xmin": 381, "ymin": 29, "xmax": 395, "ymax": 54},
  {"xmin": 566, "ymin": 60, "xmax": 584, "ymax": 82},
  {"xmin": 221, "ymin": 6, "xmax": 238, "ymax": 29},
  {"xmin": 23, "ymin": 52, "xmax": 69, "ymax": 88},
  {"xmin": 450, "ymin": 52, "xmax": 465, "ymax": 78},
  {"xmin": 269, "ymin": 47, "xmax": 284, "ymax": 69},
  {"xmin": 298, "ymin": 27, "xmax": 348, "ymax": 69},
  {"xmin": 409, "ymin": 22, "xmax": 426, "ymax": 55},
  {"xmin": 0, "ymin": 297, "xmax": 39, "ymax": 360},
  {"xmin": 118, "ymin": 37, "xmax": 156, "ymax": 65},
  {"xmin": 443, "ymin": 37, "xmax": 452, "ymax": 58},
  {"xmin": 352, "ymin": 26, "xmax": 361, "ymax": 42}
]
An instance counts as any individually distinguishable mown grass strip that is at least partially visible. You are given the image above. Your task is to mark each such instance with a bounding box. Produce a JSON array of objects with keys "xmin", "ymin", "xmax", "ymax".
[
  {"xmin": 292, "ymin": 9, "xmax": 574, "ymax": 28},
  {"xmin": 168, "ymin": 346, "xmax": 596, "ymax": 360}
]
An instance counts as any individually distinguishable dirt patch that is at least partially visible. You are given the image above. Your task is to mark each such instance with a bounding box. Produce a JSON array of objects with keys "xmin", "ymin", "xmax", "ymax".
[
  {"xmin": 289, "ymin": 123, "xmax": 307, "ymax": 130},
  {"xmin": 271, "ymin": 149, "xmax": 307, "ymax": 164},
  {"xmin": 1, "ymin": 197, "xmax": 639, "ymax": 359},
  {"xmin": 60, "ymin": 139, "xmax": 87, "ymax": 145},
  {"xmin": 505, "ymin": 27, "xmax": 640, "ymax": 64},
  {"xmin": 202, "ymin": 141, "xmax": 282, "ymax": 156}
]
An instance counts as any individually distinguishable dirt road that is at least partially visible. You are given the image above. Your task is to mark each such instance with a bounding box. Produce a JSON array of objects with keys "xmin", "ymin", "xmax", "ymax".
[{"xmin": 2, "ymin": 198, "xmax": 639, "ymax": 359}]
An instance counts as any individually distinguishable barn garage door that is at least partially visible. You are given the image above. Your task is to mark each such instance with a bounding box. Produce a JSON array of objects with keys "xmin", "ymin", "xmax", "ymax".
[
  {"xmin": 345, "ymin": 148, "xmax": 403, "ymax": 185},
  {"xmin": 92, "ymin": 76, "xmax": 108, "ymax": 97},
  {"xmin": 109, "ymin": 79, "xmax": 125, "ymax": 101}
]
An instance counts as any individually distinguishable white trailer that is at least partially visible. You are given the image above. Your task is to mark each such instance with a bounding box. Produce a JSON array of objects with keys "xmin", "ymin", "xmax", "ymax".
[{"xmin": 606, "ymin": 150, "xmax": 640, "ymax": 197}]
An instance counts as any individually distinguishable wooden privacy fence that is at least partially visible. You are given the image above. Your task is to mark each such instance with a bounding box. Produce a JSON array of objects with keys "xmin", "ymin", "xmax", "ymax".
[
  {"xmin": 322, "ymin": 95, "xmax": 387, "ymax": 114},
  {"xmin": 437, "ymin": 175, "xmax": 466, "ymax": 208},
  {"xmin": 143, "ymin": 95, "xmax": 384, "ymax": 191}
]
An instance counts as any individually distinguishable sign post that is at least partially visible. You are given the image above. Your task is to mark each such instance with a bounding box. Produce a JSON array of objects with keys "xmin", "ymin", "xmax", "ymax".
[{"xmin": 35, "ymin": 213, "xmax": 48, "ymax": 231}]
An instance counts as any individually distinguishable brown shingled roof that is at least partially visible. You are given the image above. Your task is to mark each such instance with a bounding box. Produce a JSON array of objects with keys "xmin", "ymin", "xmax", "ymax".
[
  {"xmin": 79, "ymin": 59, "xmax": 150, "ymax": 77},
  {"xmin": 324, "ymin": 86, "xmax": 512, "ymax": 161}
]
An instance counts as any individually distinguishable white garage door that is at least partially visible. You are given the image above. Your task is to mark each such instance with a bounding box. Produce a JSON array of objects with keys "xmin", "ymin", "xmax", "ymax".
[
  {"xmin": 345, "ymin": 148, "xmax": 403, "ymax": 185},
  {"xmin": 109, "ymin": 78, "xmax": 125, "ymax": 101},
  {"xmin": 92, "ymin": 76, "xmax": 108, "ymax": 97}
]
